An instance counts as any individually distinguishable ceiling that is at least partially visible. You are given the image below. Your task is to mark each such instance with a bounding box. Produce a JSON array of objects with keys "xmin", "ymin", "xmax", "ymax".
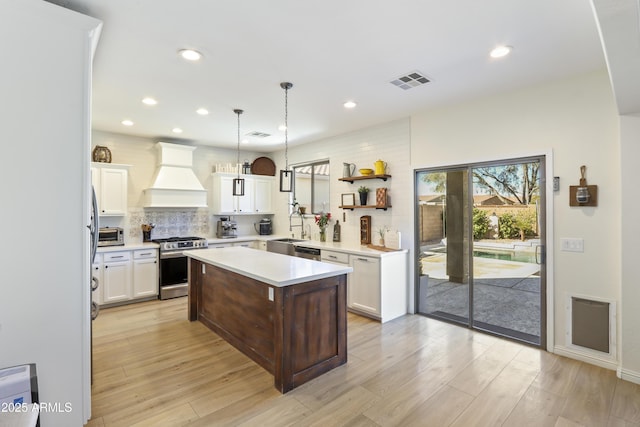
[{"xmin": 48, "ymin": 0, "xmax": 606, "ymax": 152}]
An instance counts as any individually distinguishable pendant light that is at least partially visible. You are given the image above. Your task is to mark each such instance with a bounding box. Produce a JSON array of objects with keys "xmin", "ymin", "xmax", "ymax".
[
  {"xmin": 232, "ymin": 109, "xmax": 245, "ymax": 196},
  {"xmin": 279, "ymin": 82, "xmax": 294, "ymax": 192}
]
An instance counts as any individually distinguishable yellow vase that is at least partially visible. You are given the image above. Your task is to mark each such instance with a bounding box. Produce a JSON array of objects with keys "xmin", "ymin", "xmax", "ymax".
[{"xmin": 374, "ymin": 159, "xmax": 387, "ymax": 175}]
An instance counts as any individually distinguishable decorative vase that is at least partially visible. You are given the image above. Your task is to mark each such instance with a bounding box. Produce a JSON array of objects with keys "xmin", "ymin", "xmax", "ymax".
[
  {"xmin": 379, "ymin": 237, "xmax": 385, "ymax": 247},
  {"xmin": 319, "ymin": 227, "xmax": 327, "ymax": 242},
  {"xmin": 359, "ymin": 192, "xmax": 369, "ymax": 206}
]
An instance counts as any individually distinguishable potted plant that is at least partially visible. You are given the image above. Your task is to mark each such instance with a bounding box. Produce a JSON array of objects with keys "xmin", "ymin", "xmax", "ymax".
[{"xmin": 358, "ymin": 186, "xmax": 370, "ymax": 205}]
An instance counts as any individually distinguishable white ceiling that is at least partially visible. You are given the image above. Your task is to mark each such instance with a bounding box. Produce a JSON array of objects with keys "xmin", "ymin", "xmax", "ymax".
[{"xmin": 48, "ymin": 0, "xmax": 606, "ymax": 152}]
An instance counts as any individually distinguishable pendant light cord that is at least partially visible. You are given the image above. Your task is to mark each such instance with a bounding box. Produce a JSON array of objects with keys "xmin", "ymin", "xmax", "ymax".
[
  {"xmin": 234, "ymin": 109, "xmax": 243, "ymax": 178},
  {"xmin": 284, "ymin": 85, "xmax": 289, "ymax": 171}
]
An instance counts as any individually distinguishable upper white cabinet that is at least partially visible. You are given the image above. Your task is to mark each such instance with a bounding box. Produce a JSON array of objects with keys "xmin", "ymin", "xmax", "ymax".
[
  {"xmin": 92, "ymin": 163, "xmax": 129, "ymax": 216},
  {"xmin": 253, "ymin": 175, "xmax": 274, "ymax": 213},
  {"xmin": 211, "ymin": 173, "xmax": 274, "ymax": 215}
]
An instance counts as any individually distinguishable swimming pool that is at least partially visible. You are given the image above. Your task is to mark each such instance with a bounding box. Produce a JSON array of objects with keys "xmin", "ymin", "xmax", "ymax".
[
  {"xmin": 430, "ymin": 247, "xmax": 538, "ymax": 264},
  {"xmin": 473, "ymin": 249, "xmax": 537, "ymax": 264}
]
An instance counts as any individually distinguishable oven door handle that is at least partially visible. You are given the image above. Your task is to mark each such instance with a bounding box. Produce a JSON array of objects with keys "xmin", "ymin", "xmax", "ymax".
[{"xmin": 160, "ymin": 251, "xmax": 186, "ymax": 259}]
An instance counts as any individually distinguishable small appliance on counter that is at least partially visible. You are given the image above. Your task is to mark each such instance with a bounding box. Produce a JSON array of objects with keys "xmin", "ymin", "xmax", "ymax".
[
  {"xmin": 254, "ymin": 218, "xmax": 272, "ymax": 235},
  {"xmin": 216, "ymin": 217, "xmax": 238, "ymax": 238},
  {"xmin": 97, "ymin": 227, "xmax": 124, "ymax": 247}
]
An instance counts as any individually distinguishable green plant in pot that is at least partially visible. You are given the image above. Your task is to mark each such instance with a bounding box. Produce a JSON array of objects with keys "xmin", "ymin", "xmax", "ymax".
[{"xmin": 358, "ymin": 186, "xmax": 370, "ymax": 205}]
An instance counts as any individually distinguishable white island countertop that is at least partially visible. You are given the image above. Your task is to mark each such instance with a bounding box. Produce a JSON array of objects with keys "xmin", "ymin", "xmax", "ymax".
[{"xmin": 183, "ymin": 246, "xmax": 353, "ymax": 287}]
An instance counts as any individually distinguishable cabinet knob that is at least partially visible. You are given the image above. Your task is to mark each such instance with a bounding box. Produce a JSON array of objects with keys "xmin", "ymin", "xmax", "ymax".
[{"xmin": 105, "ymin": 265, "xmax": 108, "ymax": 269}]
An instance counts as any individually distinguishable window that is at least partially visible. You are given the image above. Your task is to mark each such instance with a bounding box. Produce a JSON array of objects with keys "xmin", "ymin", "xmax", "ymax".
[{"xmin": 293, "ymin": 160, "xmax": 330, "ymax": 214}]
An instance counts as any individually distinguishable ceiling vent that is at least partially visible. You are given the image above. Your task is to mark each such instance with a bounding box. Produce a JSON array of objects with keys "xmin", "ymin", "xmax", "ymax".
[
  {"xmin": 390, "ymin": 71, "xmax": 431, "ymax": 90},
  {"xmin": 246, "ymin": 131, "xmax": 271, "ymax": 138}
]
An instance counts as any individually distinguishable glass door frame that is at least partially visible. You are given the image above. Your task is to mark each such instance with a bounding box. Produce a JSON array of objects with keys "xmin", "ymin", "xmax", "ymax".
[{"xmin": 414, "ymin": 155, "xmax": 547, "ymax": 349}]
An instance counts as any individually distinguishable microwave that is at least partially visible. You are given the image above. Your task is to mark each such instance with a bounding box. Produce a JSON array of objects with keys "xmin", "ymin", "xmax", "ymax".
[{"xmin": 98, "ymin": 227, "xmax": 124, "ymax": 247}]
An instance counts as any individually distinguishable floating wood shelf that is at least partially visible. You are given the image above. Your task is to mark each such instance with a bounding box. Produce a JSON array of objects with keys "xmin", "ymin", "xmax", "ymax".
[
  {"xmin": 339, "ymin": 205, "xmax": 391, "ymax": 211},
  {"xmin": 338, "ymin": 174, "xmax": 391, "ymax": 183}
]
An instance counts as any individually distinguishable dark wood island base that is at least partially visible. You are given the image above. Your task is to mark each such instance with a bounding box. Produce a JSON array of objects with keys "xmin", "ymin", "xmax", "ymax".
[{"xmin": 188, "ymin": 259, "xmax": 347, "ymax": 393}]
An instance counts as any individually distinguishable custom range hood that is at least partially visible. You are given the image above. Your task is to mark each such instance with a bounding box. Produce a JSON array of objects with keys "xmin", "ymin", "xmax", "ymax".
[{"xmin": 143, "ymin": 142, "xmax": 207, "ymax": 208}]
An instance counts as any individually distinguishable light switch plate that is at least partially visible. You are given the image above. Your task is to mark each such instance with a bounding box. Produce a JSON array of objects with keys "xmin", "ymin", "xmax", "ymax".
[
  {"xmin": 553, "ymin": 177, "xmax": 560, "ymax": 192},
  {"xmin": 561, "ymin": 238, "xmax": 584, "ymax": 252}
]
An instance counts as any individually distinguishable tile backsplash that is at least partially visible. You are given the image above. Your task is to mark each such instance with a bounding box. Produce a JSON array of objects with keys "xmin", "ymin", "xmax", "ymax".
[{"xmin": 128, "ymin": 208, "xmax": 211, "ymax": 240}]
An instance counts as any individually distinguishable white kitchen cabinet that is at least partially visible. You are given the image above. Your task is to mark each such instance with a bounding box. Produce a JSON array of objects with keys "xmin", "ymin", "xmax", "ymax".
[
  {"xmin": 253, "ymin": 176, "xmax": 274, "ymax": 213},
  {"xmin": 98, "ymin": 248, "xmax": 159, "ymax": 305},
  {"xmin": 211, "ymin": 173, "xmax": 273, "ymax": 215},
  {"xmin": 346, "ymin": 251, "xmax": 407, "ymax": 323},
  {"xmin": 256, "ymin": 240, "xmax": 267, "ymax": 251},
  {"xmin": 348, "ymin": 255, "xmax": 381, "ymax": 316},
  {"xmin": 92, "ymin": 163, "xmax": 129, "ymax": 216},
  {"xmin": 233, "ymin": 241, "xmax": 254, "ymax": 249},
  {"xmin": 209, "ymin": 242, "xmax": 234, "ymax": 249},
  {"xmin": 321, "ymin": 249, "xmax": 349, "ymax": 265},
  {"xmin": 102, "ymin": 251, "xmax": 132, "ymax": 303},
  {"xmin": 92, "ymin": 254, "xmax": 103, "ymax": 305},
  {"xmin": 132, "ymin": 249, "xmax": 158, "ymax": 298}
]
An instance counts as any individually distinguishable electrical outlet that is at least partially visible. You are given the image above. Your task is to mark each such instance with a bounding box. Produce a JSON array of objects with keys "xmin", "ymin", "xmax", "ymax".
[{"xmin": 561, "ymin": 238, "xmax": 584, "ymax": 252}]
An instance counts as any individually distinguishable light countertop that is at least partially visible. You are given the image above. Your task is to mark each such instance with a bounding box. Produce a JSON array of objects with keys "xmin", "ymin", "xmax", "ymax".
[
  {"xmin": 183, "ymin": 246, "xmax": 352, "ymax": 287},
  {"xmin": 97, "ymin": 242, "xmax": 159, "ymax": 253},
  {"xmin": 96, "ymin": 235, "xmax": 406, "ymax": 258}
]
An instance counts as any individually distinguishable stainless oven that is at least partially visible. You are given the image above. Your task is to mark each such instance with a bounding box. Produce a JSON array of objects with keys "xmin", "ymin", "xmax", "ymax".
[{"xmin": 153, "ymin": 237, "xmax": 208, "ymax": 300}]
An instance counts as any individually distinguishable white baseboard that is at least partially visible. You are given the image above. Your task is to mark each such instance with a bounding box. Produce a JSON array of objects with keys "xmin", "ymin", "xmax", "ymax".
[
  {"xmin": 553, "ymin": 345, "xmax": 618, "ymax": 371},
  {"xmin": 618, "ymin": 367, "xmax": 640, "ymax": 385}
]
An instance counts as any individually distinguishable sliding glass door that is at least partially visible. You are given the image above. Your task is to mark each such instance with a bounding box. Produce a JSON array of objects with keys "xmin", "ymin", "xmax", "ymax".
[{"xmin": 416, "ymin": 157, "xmax": 546, "ymax": 347}]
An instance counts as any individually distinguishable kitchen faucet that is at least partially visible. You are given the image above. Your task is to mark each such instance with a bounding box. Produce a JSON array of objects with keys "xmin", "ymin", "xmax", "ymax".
[{"xmin": 289, "ymin": 209, "xmax": 305, "ymax": 239}]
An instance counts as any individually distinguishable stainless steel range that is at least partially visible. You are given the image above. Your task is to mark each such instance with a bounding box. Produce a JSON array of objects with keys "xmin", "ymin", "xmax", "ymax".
[{"xmin": 152, "ymin": 236, "xmax": 208, "ymax": 300}]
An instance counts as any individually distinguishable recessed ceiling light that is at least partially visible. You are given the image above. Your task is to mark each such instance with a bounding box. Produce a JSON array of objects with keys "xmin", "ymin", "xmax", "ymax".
[
  {"xmin": 172, "ymin": 127, "xmax": 183, "ymax": 134},
  {"xmin": 178, "ymin": 49, "xmax": 202, "ymax": 61},
  {"xmin": 490, "ymin": 45, "xmax": 512, "ymax": 58},
  {"xmin": 121, "ymin": 119, "xmax": 134, "ymax": 126},
  {"xmin": 242, "ymin": 139, "xmax": 249, "ymax": 144},
  {"xmin": 278, "ymin": 124, "xmax": 287, "ymax": 131},
  {"xmin": 142, "ymin": 97, "xmax": 158, "ymax": 105},
  {"xmin": 344, "ymin": 101, "xmax": 357, "ymax": 109},
  {"xmin": 196, "ymin": 108, "xmax": 209, "ymax": 115}
]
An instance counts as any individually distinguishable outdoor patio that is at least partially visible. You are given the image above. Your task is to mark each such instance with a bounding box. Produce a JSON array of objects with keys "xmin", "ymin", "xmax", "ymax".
[{"xmin": 418, "ymin": 252, "xmax": 541, "ymax": 343}]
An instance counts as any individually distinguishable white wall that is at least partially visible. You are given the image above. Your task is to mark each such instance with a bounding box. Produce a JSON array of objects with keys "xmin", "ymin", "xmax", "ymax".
[
  {"xmin": 620, "ymin": 114, "xmax": 640, "ymax": 381},
  {"xmin": 411, "ymin": 70, "xmax": 621, "ymax": 363},
  {"xmin": 271, "ymin": 118, "xmax": 414, "ymax": 306},
  {"xmin": 0, "ymin": 1, "xmax": 101, "ymax": 425}
]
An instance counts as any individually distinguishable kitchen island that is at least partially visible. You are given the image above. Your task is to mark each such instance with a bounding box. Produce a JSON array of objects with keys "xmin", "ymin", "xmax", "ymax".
[{"xmin": 184, "ymin": 246, "xmax": 352, "ymax": 393}]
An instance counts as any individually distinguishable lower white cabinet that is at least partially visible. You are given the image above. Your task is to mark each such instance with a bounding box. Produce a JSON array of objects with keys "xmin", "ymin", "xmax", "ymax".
[
  {"xmin": 209, "ymin": 242, "xmax": 234, "ymax": 249},
  {"xmin": 133, "ymin": 249, "xmax": 158, "ymax": 298},
  {"xmin": 99, "ymin": 248, "xmax": 158, "ymax": 305},
  {"xmin": 345, "ymin": 251, "xmax": 408, "ymax": 323},
  {"xmin": 348, "ymin": 256, "xmax": 381, "ymax": 316},
  {"xmin": 233, "ymin": 241, "xmax": 254, "ymax": 249},
  {"xmin": 102, "ymin": 251, "xmax": 132, "ymax": 304}
]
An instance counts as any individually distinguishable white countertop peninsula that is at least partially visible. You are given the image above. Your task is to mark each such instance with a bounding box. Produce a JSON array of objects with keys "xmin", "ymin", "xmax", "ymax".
[{"xmin": 183, "ymin": 246, "xmax": 352, "ymax": 287}]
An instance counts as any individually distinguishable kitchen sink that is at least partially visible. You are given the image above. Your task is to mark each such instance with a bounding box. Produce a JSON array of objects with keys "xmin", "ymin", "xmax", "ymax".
[{"xmin": 266, "ymin": 238, "xmax": 305, "ymax": 256}]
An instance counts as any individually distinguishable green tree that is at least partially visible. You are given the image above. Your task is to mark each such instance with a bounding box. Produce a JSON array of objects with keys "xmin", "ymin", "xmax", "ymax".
[
  {"xmin": 420, "ymin": 162, "xmax": 540, "ymax": 205},
  {"xmin": 472, "ymin": 208, "xmax": 489, "ymax": 240},
  {"xmin": 473, "ymin": 163, "xmax": 539, "ymax": 205}
]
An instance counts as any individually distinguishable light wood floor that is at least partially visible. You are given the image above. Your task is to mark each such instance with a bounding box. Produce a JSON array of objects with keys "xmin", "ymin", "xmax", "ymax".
[{"xmin": 88, "ymin": 298, "xmax": 640, "ymax": 427}]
